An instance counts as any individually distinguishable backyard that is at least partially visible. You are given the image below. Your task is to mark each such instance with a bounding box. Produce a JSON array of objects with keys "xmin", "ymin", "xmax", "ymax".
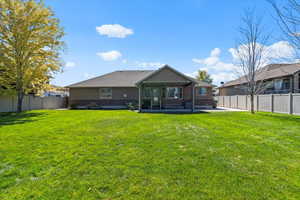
[{"xmin": 0, "ymin": 110, "xmax": 300, "ymax": 200}]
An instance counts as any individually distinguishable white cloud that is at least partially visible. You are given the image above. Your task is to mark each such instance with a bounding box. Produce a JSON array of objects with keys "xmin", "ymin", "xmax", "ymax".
[
  {"xmin": 96, "ymin": 24, "xmax": 134, "ymax": 38},
  {"xmin": 267, "ymin": 41, "xmax": 295, "ymax": 60},
  {"xmin": 83, "ymin": 73, "xmax": 95, "ymax": 79},
  {"xmin": 211, "ymin": 73, "xmax": 236, "ymax": 85},
  {"xmin": 191, "ymin": 41, "xmax": 296, "ymax": 85},
  {"xmin": 65, "ymin": 61, "xmax": 76, "ymax": 68},
  {"xmin": 135, "ymin": 61, "xmax": 165, "ymax": 69},
  {"xmin": 211, "ymin": 48, "xmax": 221, "ymax": 57},
  {"xmin": 229, "ymin": 41, "xmax": 295, "ymax": 65},
  {"xmin": 192, "ymin": 48, "xmax": 239, "ymax": 85},
  {"xmin": 97, "ymin": 50, "xmax": 122, "ymax": 61},
  {"xmin": 192, "ymin": 48, "xmax": 238, "ymax": 72},
  {"xmin": 192, "ymin": 48, "xmax": 221, "ymax": 66}
]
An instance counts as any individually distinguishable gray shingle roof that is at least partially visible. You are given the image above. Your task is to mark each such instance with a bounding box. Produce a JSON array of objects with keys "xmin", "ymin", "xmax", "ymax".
[
  {"xmin": 67, "ymin": 70, "xmax": 154, "ymax": 88},
  {"xmin": 220, "ymin": 63, "xmax": 300, "ymax": 88},
  {"xmin": 67, "ymin": 66, "xmax": 213, "ymax": 88}
]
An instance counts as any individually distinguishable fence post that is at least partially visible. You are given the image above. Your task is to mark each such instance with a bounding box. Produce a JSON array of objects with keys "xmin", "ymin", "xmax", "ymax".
[
  {"xmin": 223, "ymin": 96, "xmax": 225, "ymax": 107},
  {"xmin": 256, "ymin": 95, "xmax": 259, "ymax": 111},
  {"xmin": 245, "ymin": 95, "xmax": 248, "ymax": 110},
  {"xmin": 271, "ymin": 94, "xmax": 274, "ymax": 113},
  {"xmin": 236, "ymin": 96, "xmax": 239, "ymax": 109},
  {"xmin": 289, "ymin": 93, "xmax": 293, "ymax": 115}
]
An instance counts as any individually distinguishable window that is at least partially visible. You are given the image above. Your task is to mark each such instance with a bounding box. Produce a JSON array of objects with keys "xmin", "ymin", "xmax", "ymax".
[
  {"xmin": 143, "ymin": 87, "xmax": 152, "ymax": 98},
  {"xmin": 282, "ymin": 78, "xmax": 291, "ymax": 90},
  {"xmin": 166, "ymin": 87, "xmax": 183, "ymax": 99},
  {"xmin": 99, "ymin": 88, "xmax": 112, "ymax": 99},
  {"xmin": 198, "ymin": 87, "xmax": 208, "ymax": 95},
  {"xmin": 274, "ymin": 79, "xmax": 283, "ymax": 90},
  {"xmin": 265, "ymin": 81, "xmax": 274, "ymax": 90}
]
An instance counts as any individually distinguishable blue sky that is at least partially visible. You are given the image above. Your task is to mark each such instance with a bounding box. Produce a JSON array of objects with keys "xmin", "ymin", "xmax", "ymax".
[{"xmin": 46, "ymin": 0, "xmax": 293, "ymax": 86}]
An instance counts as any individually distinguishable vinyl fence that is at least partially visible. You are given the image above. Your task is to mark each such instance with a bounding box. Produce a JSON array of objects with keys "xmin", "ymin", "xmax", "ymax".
[
  {"xmin": 0, "ymin": 95, "xmax": 67, "ymax": 113},
  {"xmin": 216, "ymin": 93, "xmax": 300, "ymax": 115}
]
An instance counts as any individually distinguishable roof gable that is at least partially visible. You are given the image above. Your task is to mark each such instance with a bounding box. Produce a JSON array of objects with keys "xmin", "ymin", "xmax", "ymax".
[{"xmin": 136, "ymin": 65, "xmax": 197, "ymax": 85}]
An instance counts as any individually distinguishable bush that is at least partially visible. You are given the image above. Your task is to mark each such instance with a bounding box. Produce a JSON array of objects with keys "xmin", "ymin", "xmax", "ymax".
[{"xmin": 127, "ymin": 102, "xmax": 137, "ymax": 110}]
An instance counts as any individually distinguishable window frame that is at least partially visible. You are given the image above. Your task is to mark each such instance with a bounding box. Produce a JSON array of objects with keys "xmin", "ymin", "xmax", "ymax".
[
  {"xmin": 165, "ymin": 87, "xmax": 183, "ymax": 99},
  {"xmin": 99, "ymin": 88, "xmax": 112, "ymax": 99}
]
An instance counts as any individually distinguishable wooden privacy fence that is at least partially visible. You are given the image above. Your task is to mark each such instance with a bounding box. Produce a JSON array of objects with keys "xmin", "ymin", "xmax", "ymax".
[
  {"xmin": 0, "ymin": 95, "xmax": 67, "ymax": 113},
  {"xmin": 216, "ymin": 93, "xmax": 300, "ymax": 115}
]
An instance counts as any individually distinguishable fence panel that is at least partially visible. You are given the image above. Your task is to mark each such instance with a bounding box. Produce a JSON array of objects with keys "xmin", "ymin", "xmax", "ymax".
[
  {"xmin": 292, "ymin": 94, "xmax": 300, "ymax": 115},
  {"xmin": 230, "ymin": 96, "xmax": 238, "ymax": 108},
  {"xmin": 218, "ymin": 96, "xmax": 224, "ymax": 107},
  {"xmin": 0, "ymin": 95, "xmax": 66, "ymax": 112},
  {"xmin": 217, "ymin": 93, "xmax": 300, "ymax": 116},
  {"xmin": 273, "ymin": 94, "xmax": 290, "ymax": 114},
  {"xmin": 0, "ymin": 96, "xmax": 13, "ymax": 112},
  {"xmin": 258, "ymin": 95, "xmax": 272, "ymax": 112},
  {"xmin": 30, "ymin": 96, "xmax": 43, "ymax": 110},
  {"xmin": 237, "ymin": 95, "xmax": 247, "ymax": 110},
  {"xmin": 22, "ymin": 96, "xmax": 31, "ymax": 111},
  {"xmin": 224, "ymin": 96, "xmax": 231, "ymax": 108},
  {"xmin": 43, "ymin": 96, "xmax": 64, "ymax": 109}
]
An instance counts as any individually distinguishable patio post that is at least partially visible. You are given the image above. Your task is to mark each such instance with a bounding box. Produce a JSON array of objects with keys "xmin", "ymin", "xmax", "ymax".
[
  {"xmin": 192, "ymin": 84, "xmax": 195, "ymax": 112},
  {"xmin": 138, "ymin": 85, "xmax": 142, "ymax": 112}
]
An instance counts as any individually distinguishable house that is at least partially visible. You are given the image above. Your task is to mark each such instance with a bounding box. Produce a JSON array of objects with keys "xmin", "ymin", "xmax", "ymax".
[
  {"xmin": 219, "ymin": 63, "xmax": 300, "ymax": 96},
  {"xmin": 67, "ymin": 65, "xmax": 215, "ymax": 112}
]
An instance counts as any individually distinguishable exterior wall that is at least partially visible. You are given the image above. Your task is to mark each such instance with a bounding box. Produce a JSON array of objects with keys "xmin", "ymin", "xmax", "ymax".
[
  {"xmin": 219, "ymin": 86, "xmax": 248, "ymax": 96},
  {"xmin": 69, "ymin": 85, "xmax": 215, "ymax": 109},
  {"xmin": 69, "ymin": 87, "xmax": 139, "ymax": 107},
  {"xmin": 194, "ymin": 86, "xmax": 214, "ymax": 107},
  {"xmin": 145, "ymin": 67, "xmax": 188, "ymax": 82},
  {"xmin": 69, "ymin": 88, "xmax": 99, "ymax": 100}
]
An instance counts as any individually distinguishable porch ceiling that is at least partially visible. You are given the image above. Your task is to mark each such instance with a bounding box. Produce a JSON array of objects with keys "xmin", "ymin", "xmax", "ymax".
[{"xmin": 141, "ymin": 81, "xmax": 193, "ymax": 87}]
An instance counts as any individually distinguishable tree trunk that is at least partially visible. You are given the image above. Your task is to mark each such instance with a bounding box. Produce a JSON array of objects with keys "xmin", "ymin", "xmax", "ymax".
[
  {"xmin": 250, "ymin": 94, "xmax": 255, "ymax": 114},
  {"xmin": 17, "ymin": 90, "xmax": 24, "ymax": 113}
]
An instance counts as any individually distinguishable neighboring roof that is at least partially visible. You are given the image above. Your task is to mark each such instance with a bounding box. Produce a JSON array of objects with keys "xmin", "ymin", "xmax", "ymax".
[
  {"xmin": 67, "ymin": 70, "xmax": 154, "ymax": 88},
  {"xmin": 220, "ymin": 63, "xmax": 300, "ymax": 88},
  {"xmin": 67, "ymin": 65, "xmax": 213, "ymax": 88}
]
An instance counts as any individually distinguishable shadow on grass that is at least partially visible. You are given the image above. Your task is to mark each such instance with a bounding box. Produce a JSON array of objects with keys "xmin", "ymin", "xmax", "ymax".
[
  {"xmin": 259, "ymin": 112, "xmax": 300, "ymax": 122},
  {"xmin": 0, "ymin": 112, "xmax": 46, "ymax": 126},
  {"xmin": 140, "ymin": 111, "xmax": 211, "ymax": 115}
]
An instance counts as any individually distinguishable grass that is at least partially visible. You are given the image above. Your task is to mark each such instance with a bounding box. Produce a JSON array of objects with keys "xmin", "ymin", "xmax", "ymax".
[{"xmin": 0, "ymin": 110, "xmax": 300, "ymax": 200}]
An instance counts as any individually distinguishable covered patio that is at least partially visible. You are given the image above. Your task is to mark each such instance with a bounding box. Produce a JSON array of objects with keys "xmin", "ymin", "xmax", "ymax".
[
  {"xmin": 135, "ymin": 65, "xmax": 199, "ymax": 112},
  {"xmin": 138, "ymin": 82, "xmax": 196, "ymax": 112}
]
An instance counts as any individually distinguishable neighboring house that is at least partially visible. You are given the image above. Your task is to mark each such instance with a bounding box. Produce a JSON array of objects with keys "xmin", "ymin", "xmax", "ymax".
[
  {"xmin": 43, "ymin": 85, "xmax": 69, "ymax": 97},
  {"xmin": 219, "ymin": 63, "xmax": 300, "ymax": 96},
  {"xmin": 67, "ymin": 65, "xmax": 215, "ymax": 111}
]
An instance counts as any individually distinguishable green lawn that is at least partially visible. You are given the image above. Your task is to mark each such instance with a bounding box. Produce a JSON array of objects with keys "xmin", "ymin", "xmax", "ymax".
[{"xmin": 0, "ymin": 110, "xmax": 300, "ymax": 200}]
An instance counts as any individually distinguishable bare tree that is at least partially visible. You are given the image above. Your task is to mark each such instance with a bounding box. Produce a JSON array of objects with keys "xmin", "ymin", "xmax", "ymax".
[
  {"xmin": 268, "ymin": 0, "xmax": 300, "ymax": 54},
  {"xmin": 233, "ymin": 10, "xmax": 270, "ymax": 114}
]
